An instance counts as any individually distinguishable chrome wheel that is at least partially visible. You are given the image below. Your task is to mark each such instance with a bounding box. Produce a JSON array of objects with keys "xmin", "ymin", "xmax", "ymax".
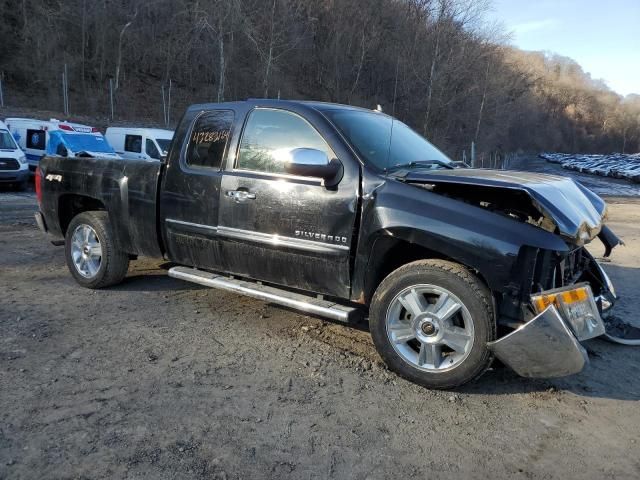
[
  {"xmin": 70, "ymin": 224, "xmax": 102, "ymax": 278},
  {"xmin": 386, "ymin": 284, "xmax": 475, "ymax": 372}
]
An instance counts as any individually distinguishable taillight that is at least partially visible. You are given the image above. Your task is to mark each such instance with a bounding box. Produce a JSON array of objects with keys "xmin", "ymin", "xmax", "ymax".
[{"xmin": 35, "ymin": 167, "xmax": 43, "ymax": 205}]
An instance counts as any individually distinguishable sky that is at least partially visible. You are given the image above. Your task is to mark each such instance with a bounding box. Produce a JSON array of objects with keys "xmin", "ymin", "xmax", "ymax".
[{"xmin": 489, "ymin": 0, "xmax": 640, "ymax": 96}]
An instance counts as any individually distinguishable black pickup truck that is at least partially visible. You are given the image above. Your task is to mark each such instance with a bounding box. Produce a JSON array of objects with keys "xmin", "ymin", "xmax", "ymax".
[{"xmin": 35, "ymin": 99, "xmax": 622, "ymax": 388}]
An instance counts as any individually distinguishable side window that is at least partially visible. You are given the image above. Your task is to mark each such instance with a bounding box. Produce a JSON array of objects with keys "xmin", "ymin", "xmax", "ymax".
[
  {"xmin": 145, "ymin": 138, "xmax": 160, "ymax": 159},
  {"xmin": 186, "ymin": 110, "xmax": 234, "ymax": 169},
  {"xmin": 125, "ymin": 134, "xmax": 142, "ymax": 153},
  {"xmin": 237, "ymin": 109, "xmax": 333, "ymax": 174},
  {"xmin": 26, "ymin": 129, "xmax": 46, "ymax": 150}
]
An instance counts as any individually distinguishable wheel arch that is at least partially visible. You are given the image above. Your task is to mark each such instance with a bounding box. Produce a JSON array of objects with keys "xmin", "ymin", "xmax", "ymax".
[
  {"xmin": 359, "ymin": 230, "xmax": 497, "ymax": 306},
  {"xmin": 58, "ymin": 194, "xmax": 107, "ymax": 236}
]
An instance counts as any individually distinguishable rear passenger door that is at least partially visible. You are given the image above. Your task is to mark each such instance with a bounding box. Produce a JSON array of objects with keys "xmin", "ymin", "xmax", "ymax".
[
  {"xmin": 217, "ymin": 107, "xmax": 359, "ymax": 299},
  {"xmin": 160, "ymin": 109, "xmax": 235, "ymax": 270}
]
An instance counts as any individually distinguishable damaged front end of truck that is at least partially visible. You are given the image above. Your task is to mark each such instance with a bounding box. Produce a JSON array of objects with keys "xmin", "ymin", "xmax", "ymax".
[
  {"xmin": 486, "ymin": 236, "xmax": 619, "ymax": 378},
  {"xmin": 394, "ymin": 169, "xmax": 623, "ymax": 378}
]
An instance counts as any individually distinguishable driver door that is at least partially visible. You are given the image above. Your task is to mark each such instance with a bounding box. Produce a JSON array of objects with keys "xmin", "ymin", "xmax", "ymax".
[{"xmin": 217, "ymin": 107, "xmax": 359, "ymax": 299}]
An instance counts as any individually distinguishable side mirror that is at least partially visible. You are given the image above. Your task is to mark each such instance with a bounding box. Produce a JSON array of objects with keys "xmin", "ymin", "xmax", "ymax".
[{"xmin": 285, "ymin": 148, "xmax": 343, "ymax": 186}]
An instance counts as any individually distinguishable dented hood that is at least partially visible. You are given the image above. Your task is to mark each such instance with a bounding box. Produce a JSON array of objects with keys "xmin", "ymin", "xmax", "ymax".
[{"xmin": 400, "ymin": 168, "xmax": 607, "ymax": 242}]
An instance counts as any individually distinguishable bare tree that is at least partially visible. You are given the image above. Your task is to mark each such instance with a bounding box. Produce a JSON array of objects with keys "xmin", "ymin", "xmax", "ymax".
[
  {"xmin": 0, "ymin": 0, "xmax": 637, "ymax": 155},
  {"xmin": 115, "ymin": 8, "xmax": 138, "ymax": 91}
]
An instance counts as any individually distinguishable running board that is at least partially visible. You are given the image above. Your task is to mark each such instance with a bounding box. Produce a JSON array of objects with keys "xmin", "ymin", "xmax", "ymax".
[{"xmin": 168, "ymin": 266, "xmax": 358, "ymax": 322}]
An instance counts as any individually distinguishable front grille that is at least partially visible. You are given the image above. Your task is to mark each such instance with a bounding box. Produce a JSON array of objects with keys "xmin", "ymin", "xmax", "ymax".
[
  {"xmin": 0, "ymin": 157, "xmax": 20, "ymax": 170},
  {"xmin": 559, "ymin": 248, "xmax": 589, "ymax": 287},
  {"xmin": 529, "ymin": 247, "xmax": 592, "ymax": 292}
]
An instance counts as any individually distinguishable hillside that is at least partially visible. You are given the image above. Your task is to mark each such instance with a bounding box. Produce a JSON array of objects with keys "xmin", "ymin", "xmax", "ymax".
[{"xmin": 1, "ymin": 0, "xmax": 638, "ymax": 158}]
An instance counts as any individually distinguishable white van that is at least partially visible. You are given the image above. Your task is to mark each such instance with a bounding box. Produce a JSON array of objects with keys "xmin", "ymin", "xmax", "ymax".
[
  {"xmin": 0, "ymin": 120, "xmax": 29, "ymax": 190},
  {"xmin": 105, "ymin": 127, "xmax": 174, "ymax": 161},
  {"xmin": 5, "ymin": 118, "xmax": 119, "ymax": 169}
]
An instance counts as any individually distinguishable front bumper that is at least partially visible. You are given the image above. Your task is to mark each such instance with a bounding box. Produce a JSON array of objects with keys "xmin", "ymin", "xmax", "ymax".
[
  {"xmin": 489, "ymin": 283, "xmax": 609, "ymax": 379},
  {"xmin": 0, "ymin": 169, "xmax": 29, "ymax": 183},
  {"xmin": 490, "ymin": 233, "xmax": 619, "ymax": 379},
  {"xmin": 488, "ymin": 305, "xmax": 590, "ymax": 378}
]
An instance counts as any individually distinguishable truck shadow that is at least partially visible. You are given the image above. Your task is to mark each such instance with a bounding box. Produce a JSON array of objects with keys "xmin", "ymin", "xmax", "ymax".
[
  {"xmin": 112, "ymin": 262, "xmax": 639, "ymax": 401},
  {"xmin": 108, "ymin": 262, "xmax": 203, "ymax": 292},
  {"xmin": 112, "ymin": 272, "xmax": 206, "ymax": 293},
  {"xmin": 459, "ymin": 346, "xmax": 640, "ymax": 402}
]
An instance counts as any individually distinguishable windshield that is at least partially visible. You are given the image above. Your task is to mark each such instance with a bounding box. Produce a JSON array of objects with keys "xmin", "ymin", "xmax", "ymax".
[
  {"xmin": 0, "ymin": 130, "xmax": 18, "ymax": 150},
  {"xmin": 60, "ymin": 133, "xmax": 115, "ymax": 154},
  {"xmin": 156, "ymin": 138, "xmax": 172, "ymax": 155},
  {"xmin": 322, "ymin": 109, "xmax": 452, "ymax": 171}
]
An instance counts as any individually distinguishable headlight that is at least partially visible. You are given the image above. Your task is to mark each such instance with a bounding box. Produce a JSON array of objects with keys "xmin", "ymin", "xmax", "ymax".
[{"xmin": 17, "ymin": 154, "xmax": 27, "ymax": 164}]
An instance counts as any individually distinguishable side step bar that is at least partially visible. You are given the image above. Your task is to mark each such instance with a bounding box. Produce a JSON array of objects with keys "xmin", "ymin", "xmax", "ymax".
[{"xmin": 168, "ymin": 266, "xmax": 358, "ymax": 322}]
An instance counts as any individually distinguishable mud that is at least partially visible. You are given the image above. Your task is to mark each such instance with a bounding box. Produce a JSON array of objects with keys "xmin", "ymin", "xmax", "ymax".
[{"xmin": 1, "ymin": 185, "xmax": 639, "ymax": 479}]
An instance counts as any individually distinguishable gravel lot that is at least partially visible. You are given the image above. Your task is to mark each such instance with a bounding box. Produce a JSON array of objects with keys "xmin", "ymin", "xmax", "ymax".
[{"xmin": 1, "ymin": 182, "xmax": 639, "ymax": 479}]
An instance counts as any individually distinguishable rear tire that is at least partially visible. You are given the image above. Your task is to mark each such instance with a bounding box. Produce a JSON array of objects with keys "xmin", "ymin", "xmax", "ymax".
[
  {"xmin": 64, "ymin": 211, "xmax": 129, "ymax": 288},
  {"xmin": 369, "ymin": 259, "xmax": 496, "ymax": 389}
]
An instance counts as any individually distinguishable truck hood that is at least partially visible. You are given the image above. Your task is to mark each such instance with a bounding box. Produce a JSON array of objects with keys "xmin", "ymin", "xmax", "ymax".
[{"xmin": 398, "ymin": 168, "xmax": 607, "ymax": 243}]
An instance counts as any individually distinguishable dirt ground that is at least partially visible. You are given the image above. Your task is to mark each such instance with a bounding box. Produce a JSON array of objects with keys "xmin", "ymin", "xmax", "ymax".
[{"xmin": 1, "ymin": 185, "xmax": 639, "ymax": 480}]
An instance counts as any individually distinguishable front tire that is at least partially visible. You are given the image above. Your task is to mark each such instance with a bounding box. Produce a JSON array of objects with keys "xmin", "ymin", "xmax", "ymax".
[
  {"xmin": 64, "ymin": 211, "xmax": 129, "ymax": 288},
  {"xmin": 369, "ymin": 259, "xmax": 495, "ymax": 389}
]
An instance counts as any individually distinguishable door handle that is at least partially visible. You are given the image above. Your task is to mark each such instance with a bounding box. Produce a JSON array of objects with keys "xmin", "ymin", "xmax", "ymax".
[{"xmin": 226, "ymin": 190, "xmax": 256, "ymax": 202}]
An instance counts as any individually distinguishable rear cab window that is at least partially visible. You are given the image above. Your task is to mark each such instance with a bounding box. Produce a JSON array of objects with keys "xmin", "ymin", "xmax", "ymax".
[{"xmin": 186, "ymin": 110, "xmax": 234, "ymax": 170}]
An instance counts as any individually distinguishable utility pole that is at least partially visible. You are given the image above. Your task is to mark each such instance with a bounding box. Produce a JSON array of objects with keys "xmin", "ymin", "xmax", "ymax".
[
  {"xmin": 471, "ymin": 141, "xmax": 476, "ymax": 167},
  {"xmin": 109, "ymin": 78, "xmax": 114, "ymax": 121},
  {"xmin": 61, "ymin": 65, "xmax": 70, "ymax": 116},
  {"xmin": 64, "ymin": 64, "xmax": 69, "ymax": 115},
  {"xmin": 167, "ymin": 79, "xmax": 172, "ymax": 126},
  {"xmin": 162, "ymin": 85, "xmax": 167, "ymax": 126}
]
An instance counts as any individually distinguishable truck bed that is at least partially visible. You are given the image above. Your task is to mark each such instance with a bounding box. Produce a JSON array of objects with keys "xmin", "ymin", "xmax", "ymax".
[{"xmin": 38, "ymin": 156, "xmax": 163, "ymax": 258}]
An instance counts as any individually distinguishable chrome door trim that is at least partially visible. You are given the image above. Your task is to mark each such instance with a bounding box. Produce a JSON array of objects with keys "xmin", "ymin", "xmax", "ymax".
[
  {"xmin": 165, "ymin": 220, "xmax": 348, "ymax": 255},
  {"xmin": 165, "ymin": 218, "xmax": 218, "ymax": 237},
  {"xmin": 217, "ymin": 226, "xmax": 348, "ymax": 255}
]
